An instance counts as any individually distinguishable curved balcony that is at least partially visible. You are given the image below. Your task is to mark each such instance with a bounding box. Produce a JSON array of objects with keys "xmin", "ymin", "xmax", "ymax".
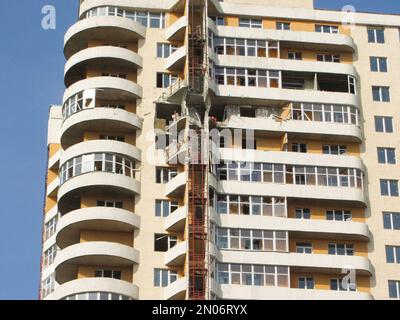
[
  {"xmin": 58, "ymin": 172, "xmax": 140, "ymax": 213},
  {"xmin": 61, "ymin": 107, "xmax": 142, "ymax": 149},
  {"xmin": 64, "ymin": 46, "xmax": 143, "ymax": 87},
  {"xmin": 165, "ymin": 172, "xmax": 186, "ymax": 197},
  {"xmin": 166, "ymin": 16, "xmax": 187, "ymax": 41},
  {"xmin": 221, "ymin": 115, "xmax": 362, "ymax": 143},
  {"xmin": 63, "ymin": 77, "xmax": 142, "ymax": 105},
  {"xmin": 211, "ymin": 210, "xmax": 369, "ymax": 241},
  {"xmin": 208, "ymin": 19, "xmax": 356, "ymax": 53},
  {"xmin": 217, "ymin": 180, "xmax": 366, "ymax": 206},
  {"xmin": 211, "ymin": 281, "xmax": 372, "ymax": 300},
  {"xmin": 79, "ymin": 0, "xmax": 182, "ymax": 17},
  {"xmin": 165, "ymin": 241, "xmax": 187, "ymax": 267},
  {"xmin": 54, "ymin": 241, "xmax": 140, "ymax": 284},
  {"xmin": 211, "ymin": 247, "xmax": 372, "ymax": 275},
  {"xmin": 165, "ymin": 141, "xmax": 188, "ymax": 165},
  {"xmin": 164, "ymin": 206, "xmax": 187, "ymax": 232},
  {"xmin": 56, "ymin": 207, "xmax": 140, "ymax": 249},
  {"xmin": 209, "ymin": 81, "xmax": 359, "ymax": 109},
  {"xmin": 219, "ymin": 148, "xmax": 364, "ymax": 172},
  {"xmin": 64, "ymin": 16, "xmax": 145, "ymax": 59},
  {"xmin": 47, "ymin": 177, "xmax": 60, "ymax": 198},
  {"xmin": 165, "ymin": 46, "xmax": 186, "ymax": 72},
  {"xmin": 52, "ymin": 278, "xmax": 139, "ymax": 300},
  {"xmin": 164, "ymin": 277, "xmax": 187, "ymax": 300},
  {"xmin": 60, "ymin": 140, "xmax": 141, "ymax": 166},
  {"xmin": 210, "ymin": 53, "xmax": 357, "ymax": 78}
]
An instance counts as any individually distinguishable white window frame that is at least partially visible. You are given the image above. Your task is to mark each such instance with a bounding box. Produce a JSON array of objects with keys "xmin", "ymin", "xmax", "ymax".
[{"xmin": 377, "ymin": 147, "xmax": 396, "ymax": 164}]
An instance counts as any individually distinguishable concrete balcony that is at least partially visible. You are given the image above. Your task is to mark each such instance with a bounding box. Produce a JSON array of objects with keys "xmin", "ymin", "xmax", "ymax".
[
  {"xmin": 164, "ymin": 206, "xmax": 187, "ymax": 232},
  {"xmin": 211, "ymin": 281, "xmax": 372, "ymax": 300},
  {"xmin": 209, "ymin": 82, "xmax": 359, "ymax": 109},
  {"xmin": 52, "ymin": 278, "xmax": 139, "ymax": 300},
  {"xmin": 64, "ymin": 46, "xmax": 143, "ymax": 87},
  {"xmin": 165, "ymin": 172, "xmax": 187, "ymax": 197},
  {"xmin": 217, "ymin": 180, "xmax": 366, "ymax": 206},
  {"xmin": 64, "ymin": 16, "xmax": 145, "ymax": 59},
  {"xmin": 63, "ymin": 76, "xmax": 142, "ymax": 105},
  {"xmin": 212, "ymin": 247, "xmax": 372, "ymax": 275},
  {"xmin": 47, "ymin": 177, "xmax": 59, "ymax": 198},
  {"xmin": 164, "ymin": 277, "xmax": 188, "ymax": 300},
  {"xmin": 60, "ymin": 107, "xmax": 142, "ymax": 149},
  {"xmin": 211, "ymin": 209, "xmax": 370, "ymax": 241},
  {"xmin": 165, "ymin": 241, "xmax": 187, "ymax": 267},
  {"xmin": 58, "ymin": 172, "xmax": 141, "ymax": 211},
  {"xmin": 54, "ymin": 241, "xmax": 140, "ymax": 284},
  {"xmin": 165, "ymin": 140, "xmax": 188, "ymax": 165},
  {"xmin": 208, "ymin": 18, "xmax": 356, "ymax": 53},
  {"xmin": 221, "ymin": 115, "xmax": 362, "ymax": 143},
  {"xmin": 165, "ymin": 46, "xmax": 186, "ymax": 72},
  {"xmin": 210, "ymin": 53, "xmax": 357, "ymax": 78},
  {"xmin": 60, "ymin": 140, "xmax": 141, "ymax": 165},
  {"xmin": 218, "ymin": 148, "xmax": 364, "ymax": 172},
  {"xmin": 56, "ymin": 207, "xmax": 140, "ymax": 249},
  {"xmin": 166, "ymin": 16, "xmax": 187, "ymax": 41},
  {"xmin": 48, "ymin": 149, "xmax": 61, "ymax": 170}
]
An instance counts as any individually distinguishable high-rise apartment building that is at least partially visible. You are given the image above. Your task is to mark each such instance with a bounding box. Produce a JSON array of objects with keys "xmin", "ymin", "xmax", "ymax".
[{"xmin": 39, "ymin": 0, "xmax": 400, "ymax": 300}]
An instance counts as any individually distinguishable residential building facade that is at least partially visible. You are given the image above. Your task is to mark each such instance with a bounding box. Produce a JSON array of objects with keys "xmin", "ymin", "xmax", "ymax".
[{"xmin": 40, "ymin": 0, "xmax": 400, "ymax": 300}]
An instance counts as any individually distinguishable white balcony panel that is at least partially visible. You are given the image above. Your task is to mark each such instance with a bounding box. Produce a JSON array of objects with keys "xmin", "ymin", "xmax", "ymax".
[
  {"xmin": 52, "ymin": 278, "xmax": 139, "ymax": 300},
  {"xmin": 211, "ymin": 281, "xmax": 372, "ymax": 300},
  {"xmin": 60, "ymin": 140, "xmax": 142, "ymax": 166}
]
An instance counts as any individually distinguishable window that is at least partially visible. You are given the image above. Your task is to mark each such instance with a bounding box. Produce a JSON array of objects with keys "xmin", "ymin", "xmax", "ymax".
[
  {"xmin": 155, "ymin": 200, "xmax": 179, "ymax": 217},
  {"xmin": 94, "ymin": 270, "xmax": 122, "ymax": 280},
  {"xmin": 60, "ymin": 153, "xmax": 135, "ymax": 184},
  {"xmin": 315, "ymin": 24, "xmax": 339, "ymax": 34},
  {"xmin": 216, "ymin": 228, "xmax": 288, "ymax": 252},
  {"xmin": 276, "ymin": 22, "xmax": 290, "ymax": 30},
  {"xmin": 291, "ymin": 143, "xmax": 307, "ymax": 153},
  {"xmin": 239, "ymin": 18, "xmax": 262, "ymax": 29},
  {"xmin": 372, "ymin": 86, "xmax": 390, "ymax": 102},
  {"xmin": 368, "ymin": 27, "xmax": 385, "ymax": 43},
  {"xmin": 214, "ymin": 67, "xmax": 281, "ymax": 88},
  {"xmin": 211, "ymin": 16, "xmax": 225, "ymax": 26},
  {"xmin": 383, "ymin": 212, "xmax": 400, "ymax": 230},
  {"xmin": 62, "ymin": 92, "xmax": 83, "ymax": 120},
  {"xmin": 326, "ymin": 210, "xmax": 352, "ymax": 221},
  {"xmin": 288, "ymin": 52, "xmax": 302, "ymax": 60},
  {"xmin": 41, "ymin": 274, "xmax": 55, "ymax": 298},
  {"xmin": 386, "ymin": 246, "xmax": 400, "ymax": 264},
  {"xmin": 44, "ymin": 215, "xmax": 58, "ymax": 240},
  {"xmin": 154, "ymin": 234, "xmax": 177, "ymax": 252},
  {"xmin": 323, "ymin": 145, "xmax": 347, "ymax": 155},
  {"xmin": 317, "ymin": 54, "xmax": 340, "ymax": 63},
  {"xmin": 370, "ymin": 57, "xmax": 388, "ymax": 72},
  {"xmin": 375, "ymin": 116, "xmax": 393, "ymax": 133},
  {"xmin": 215, "ymin": 194, "xmax": 286, "ymax": 217},
  {"xmin": 295, "ymin": 208, "xmax": 310, "ymax": 219},
  {"xmin": 380, "ymin": 180, "xmax": 399, "ymax": 197},
  {"xmin": 240, "ymin": 107, "xmax": 256, "ymax": 118},
  {"xmin": 298, "ymin": 277, "xmax": 314, "ymax": 289},
  {"xmin": 43, "ymin": 245, "xmax": 57, "ymax": 267},
  {"xmin": 296, "ymin": 243, "xmax": 312, "ymax": 254},
  {"xmin": 154, "ymin": 269, "xmax": 178, "ymax": 287},
  {"xmin": 156, "ymin": 167, "xmax": 177, "ymax": 183},
  {"xmin": 157, "ymin": 73, "xmax": 178, "ymax": 88},
  {"xmin": 291, "ymin": 103, "xmax": 359, "ymax": 125},
  {"xmin": 377, "ymin": 148, "xmax": 396, "ymax": 164},
  {"xmin": 99, "ymin": 135, "xmax": 125, "ymax": 142},
  {"xmin": 330, "ymin": 279, "xmax": 356, "ymax": 291},
  {"xmin": 157, "ymin": 43, "xmax": 177, "ymax": 58},
  {"xmin": 217, "ymin": 263, "xmax": 289, "ymax": 287},
  {"xmin": 97, "ymin": 200, "xmax": 123, "ymax": 208},
  {"xmin": 388, "ymin": 280, "xmax": 400, "ymax": 299},
  {"xmin": 328, "ymin": 243, "xmax": 354, "ymax": 256}
]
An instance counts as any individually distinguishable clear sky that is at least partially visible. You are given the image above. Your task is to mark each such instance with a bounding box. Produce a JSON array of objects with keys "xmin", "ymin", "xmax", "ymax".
[{"xmin": 0, "ymin": 0, "xmax": 398, "ymax": 300}]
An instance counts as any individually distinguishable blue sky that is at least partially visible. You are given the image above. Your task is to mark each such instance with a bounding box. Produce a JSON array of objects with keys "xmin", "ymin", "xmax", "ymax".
[{"xmin": 0, "ymin": 0, "xmax": 398, "ymax": 300}]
